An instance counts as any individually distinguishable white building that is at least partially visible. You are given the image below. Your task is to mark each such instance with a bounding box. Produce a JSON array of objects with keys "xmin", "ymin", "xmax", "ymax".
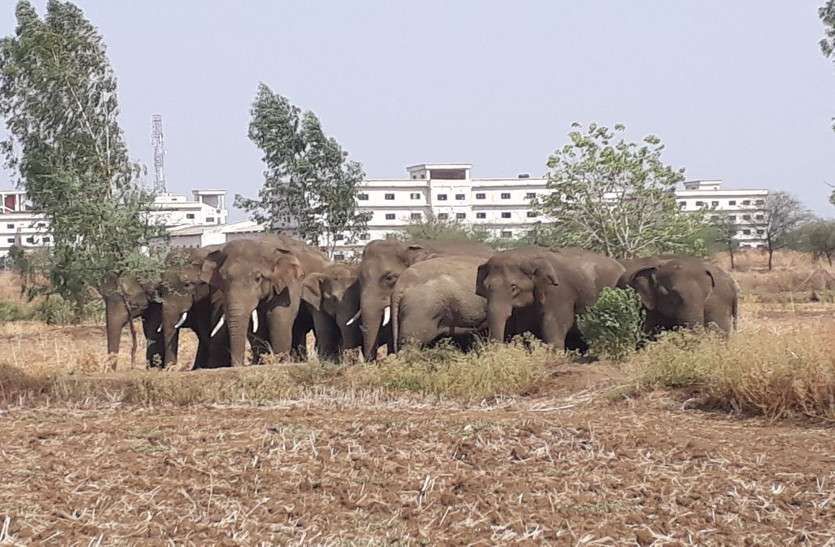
[
  {"xmin": 330, "ymin": 163, "xmax": 770, "ymax": 259},
  {"xmin": 0, "ymin": 188, "xmax": 229, "ymax": 257}
]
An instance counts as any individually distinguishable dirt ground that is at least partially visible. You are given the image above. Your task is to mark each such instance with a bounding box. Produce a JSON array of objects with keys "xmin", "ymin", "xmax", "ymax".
[
  {"xmin": 0, "ymin": 362, "xmax": 834, "ymax": 544},
  {"xmin": 1, "ymin": 263, "xmax": 835, "ymax": 543}
]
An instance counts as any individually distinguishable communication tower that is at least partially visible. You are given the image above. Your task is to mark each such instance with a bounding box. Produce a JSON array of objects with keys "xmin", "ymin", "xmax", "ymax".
[{"xmin": 151, "ymin": 114, "xmax": 166, "ymax": 193}]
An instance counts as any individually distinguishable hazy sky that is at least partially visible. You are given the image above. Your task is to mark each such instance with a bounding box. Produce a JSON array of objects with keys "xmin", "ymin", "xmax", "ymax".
[{"xmin": 2, "ymin": 1, "xmax": 834, "ymax": 219}]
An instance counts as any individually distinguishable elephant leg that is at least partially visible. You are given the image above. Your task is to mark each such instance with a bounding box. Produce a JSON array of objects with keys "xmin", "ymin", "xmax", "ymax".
[
  {"xmin": 292, "ymin": 305, "xmax": 314, "ymax": 361},
  {"xmin": 206, "ymin": 323, "xmax": 231, "ymax": 368},
  {"xmin": 310, "ymin": 308, "xmax": 340, "ymax": 362},
  {"xmin": 564, "ymin": 324, "xmax": 589, "ymax": 353},
  {"xmin": 193, "ymin": 330, "xmax": 211, "ymax": 370},
  {"xmin": 540, "ymin": 309, "xmax": 571, "ymax": 351}
]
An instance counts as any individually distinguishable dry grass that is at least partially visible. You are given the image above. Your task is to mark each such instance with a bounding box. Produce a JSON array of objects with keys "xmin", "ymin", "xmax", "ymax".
[
  {"xmin": 714, "ymin": 250, "xmax": 835, "ymax": 303},
  {"xmin": 625, "ymin": 322, "xmax": 835, "ymax": 421}
]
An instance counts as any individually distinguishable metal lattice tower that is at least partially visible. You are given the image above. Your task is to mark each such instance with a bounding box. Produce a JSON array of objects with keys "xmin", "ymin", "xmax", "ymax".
[{"xmin": 151, "ymin": 114, "xmax": 166, "ymax": 193}]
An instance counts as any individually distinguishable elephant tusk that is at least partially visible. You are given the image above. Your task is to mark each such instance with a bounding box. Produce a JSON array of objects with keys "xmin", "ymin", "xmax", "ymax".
[
  {"xmin": 346, "ymin": 309, "xmax": 361, "ymax": 326},
  {"xmin": 174, "ymin": 312, "xmax": 188, "ymax": 329},
  {"xmin": 382, "ymin": 306, "xmax": 391, "ymax": 327},
  {"xmin": 210, "ymin": 314, "xmax": 225, "ymax": 337},
  {"xmin": 156, "ymin": 325, "xmax": 162, "ymax": 334},
  {"xmin": 251, "ymin": 309, "xmax": 259, "ymax": 333}
]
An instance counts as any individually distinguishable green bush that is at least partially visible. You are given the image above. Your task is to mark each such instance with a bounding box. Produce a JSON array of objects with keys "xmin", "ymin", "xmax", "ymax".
[
  {"xmin": 0, "ymin": 301, "xmax": 33, "ymax": 321},
  {"xmin": 578, "ymin": 287, "xmax": 645, "ymax": 361},
  {"xmin": 32, "ymin": 295, "xmax": 104, "ymax": 325}
]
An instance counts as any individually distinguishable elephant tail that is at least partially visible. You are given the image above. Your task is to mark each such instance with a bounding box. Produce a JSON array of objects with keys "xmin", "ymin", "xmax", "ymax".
[{"xmin": 391, "ymin": 289, "xmax": 402, "ymax": 354}]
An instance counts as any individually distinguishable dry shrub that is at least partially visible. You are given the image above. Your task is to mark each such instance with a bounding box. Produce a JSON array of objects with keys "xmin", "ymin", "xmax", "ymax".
[
  {"xmin": 345, "ymin": 338, "xmax": 550, "ymax": 402},
  {"xmin": 626, "ymin": 327, "xmax": 835, "ymax": 421}
]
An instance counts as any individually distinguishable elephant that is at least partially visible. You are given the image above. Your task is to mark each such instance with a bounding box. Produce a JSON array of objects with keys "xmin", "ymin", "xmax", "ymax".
[
  {"xmin": 157, "ymin": 245, "xmax": 229, "ymax": 369},
  {"xmin": 200, "ymin": 235, "xmax": 330, "ymax": 366},
  {"xmin": 390, "ymin": 255, "xmax": 488, "ymax": 352},
  {"xmin": 300, "ymin": 263, "xmax": 363, "ymax": 361},
  {"xmin": 618, "ymin": 256, "xmax": 738, "ymax": 334},
  {"xmin": 357, "ymin": 238, "xmax": 493, "ymax": 360},
  {"xmin": 103, "ymin": 276, "xmax": 164, "ymax": 368},
  {"xmin": 476, "ymin": 247, "xmax": 625, "ymax": 350}
]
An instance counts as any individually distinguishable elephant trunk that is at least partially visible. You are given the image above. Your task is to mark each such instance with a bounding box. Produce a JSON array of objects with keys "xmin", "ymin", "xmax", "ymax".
[
  {"xmin": 161, "ymin": 307, "xmax": 183, "ymax": 367},
  {"xmin": 486, "ymin": 299, "xmax": 513, "ymax": 342},
  {"xmin": 361, "ymin": 300, "xmax": 383, "ymax": 361},
  {"xmin": 226, "ymin": 306, "xmax": 251, "ymax": 367},
  {"xmin": 105, "ymin": 297, "xmax": 128, "ymax": 356}
]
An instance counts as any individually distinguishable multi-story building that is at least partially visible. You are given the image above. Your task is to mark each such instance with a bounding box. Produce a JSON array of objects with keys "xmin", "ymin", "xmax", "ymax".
[
  {"xmin": 332, "ymin": 163, "xmax": 770, "ymax": 259},
  {"xmin": 0, "ymin": 188, "xmax": 229, "ymax": 257}
]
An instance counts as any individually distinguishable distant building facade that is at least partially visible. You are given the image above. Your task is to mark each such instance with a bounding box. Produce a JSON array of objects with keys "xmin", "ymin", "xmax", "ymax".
[{"xmin": 0, "ymin": 188, "xmax": 229, "ymax": 257}]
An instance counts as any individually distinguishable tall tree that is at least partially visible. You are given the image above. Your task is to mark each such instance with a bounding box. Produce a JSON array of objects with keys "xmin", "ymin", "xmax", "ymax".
[
  {"xmin": 0, "ymin": 0, "xmax": 163, "ymax": 317},
  {"xmin": 819, "ymin": 1, "xmax": 835, "ymax": 205},
  {"xmin": 538, "ymin": 123, "xmax": 705, "ymax": 258},
  {"xmin": 236, "ymin": 84, "xmax": 371, "ymax": 258},
  {"xmin": 710, "ymin": 211, "xmax": 740, "ymax": 270},
  {"xmin": 763, "ymin": 192, "xmax": 812, "ymax": 271}
]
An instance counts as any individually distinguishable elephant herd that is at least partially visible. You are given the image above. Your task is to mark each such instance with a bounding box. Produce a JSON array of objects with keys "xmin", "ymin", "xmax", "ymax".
[{"xmin": 104, "ymin": 234, "xmax": 739, "ymax": 370}]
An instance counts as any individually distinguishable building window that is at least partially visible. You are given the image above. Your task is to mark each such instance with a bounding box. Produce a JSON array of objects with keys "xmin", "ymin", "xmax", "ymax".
[
  {"xmin": 742, "ymin": 214, "xmax": 751, "ymax": 221},
  {"xmin": 526, "ymin": 211, "xmax": 538, "ymax": 218},
  {"xmin": 437, "ymin": 213, "xmax": 449, "ymax": 220},
  {"xmin": 206, "ymin": 217, "xmax": 214, "ymax": 223},
  {"xmin": 6, "ymin": 238, "xmax": 14, "ymax": 243},
  {"xmin": 742, "ymin": 229, "xmax": 751, "ymax": 235},
  {"xmin": 476, "ymin": 212, "xmax": 486, "ymax": 219},
  {"xmin": 710, "ymin": 215, "xmax": 719, "ymax": 221},
  {"xmin": 678, "ymin": 201, "xmax": 686, "ymax": 209},
  {"xmin": 186, "ymin": 213, "xmax": 195, "ymax": 219},
  {"xmin": 501, "ymin": 231, "xmax": 513, "ymax": 238},
  {"xmin": 385, "ymin": 213, "xmax": 395, "ymax": 220},
  {"xmin": 728, "ymin": 200, "xmax": 736, "ymax": 206},
  {"xmin": 729, "ymin": 215, "xmax": 737, "ymax": 221},
  {"xmin": 453, "ymin": 194, "xmax": 464, "ymax": 200},
  {"xmin": 334, "ymin": 253, "xmax": 345, "ymax": 261},
  {"xmin": 437, "ymin": 194, "xmax": 448, "ymax": 201},
  {"xmin": 525, "ymin": 192, "xmax": 536, "ymax": 200},
  {"xmin": 695, "ymin": 201, "xmax": 705, "ymax": 207},
  {"xmin": 410, "ymin": 193, "xmax": 421, "ymax": 200},
  {"xmin": 475, "ymin": 193, "xmax": 486, "ymax": 199},
  {"xmin": 456, "ymin": 213, "xmax": 466, "ymax": 220},
  {"xmin": 757, "ymin": 229, "xmax": 765, "ymax": 235},
  {"xmin": 360, "ymin": 233, "xmax": 370, "ymax": 240},
  {"xmin": 501, "ymin": 192, "xmax": 511, "ymax": 199},
  {"xmin": 711, "ymin": 201, "xmax": 719, "ymax": 207},
  {"xmin": 25, "ymin": 236, "xmax": 34, "ymax": 243},
  {"xmin": 385, "ymin": 193, "xmax": 395, "ymax": 200},
  {"xmin": 755, "ymin": 214, "xmax": 764, "ymax": 220},
  {"xmin": 335, "ymin": 233, "xmax": 344, "ymax": 241},
  {"xmin": 410, "ymin": 213, "xmax": 421, "ymax": 221},
  {"xmin": 358, "ymin": 193, "xmax": 369, "ymax": 201},
  {"xmin": 501, "ymin": 212, "xmax": 511, "ymax": 219},
  {"xmin": 742, "ymin": 200, "xmax": 751, "ymax": 206},
  {"xmin": 6, "ymin": 224, "xmax": 13, "ymax": 229},
  {"xmin": 755, "ymin": 200, "xmax": 764, "ymax": 206}
]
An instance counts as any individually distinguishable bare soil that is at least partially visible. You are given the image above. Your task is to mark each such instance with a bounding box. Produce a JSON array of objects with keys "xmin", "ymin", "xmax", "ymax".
[{"xmin": 0, "ymin": 366, "xmax": 833, "ymax": 545}]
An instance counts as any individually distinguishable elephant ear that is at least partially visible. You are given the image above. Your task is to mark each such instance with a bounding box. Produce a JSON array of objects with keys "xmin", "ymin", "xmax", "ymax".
[
  {"xmin": 475, "ymin": 262, "xmax": 490, "ymax": 298},
  {"xmin": 301, "ymin": 273, "xmax": 324, "ymax": 311},
  {"xmin": 630, "ymin": 267, "xmax": 658, "ymax": 310},
  {"xmin": 525, "ymin": 257, "xmax": 559, "ymax": 304},
  {"xmin": 270, "ymin": 254, "xmax": 304, "ymax": 306},
  {"xmin": 199, "ymin": 250, "xmax": 225, "ymax": 290}
]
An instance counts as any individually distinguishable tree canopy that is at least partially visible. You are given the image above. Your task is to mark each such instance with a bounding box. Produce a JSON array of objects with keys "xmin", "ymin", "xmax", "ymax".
[
  {"xmin": 0, "ymin": 0, "xmax": 163, "ymax": 314},
  {"xmin": 537, "ymin": 123, "xmax": 706, "ymax": 258},
  {"xmin": 236, "ymin": 84, "xmax": 371, "ymax": 257}
]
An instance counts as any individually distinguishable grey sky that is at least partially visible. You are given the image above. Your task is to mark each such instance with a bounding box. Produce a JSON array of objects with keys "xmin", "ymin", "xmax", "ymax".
[{"xmin": 2, "ymin": 1, "xmax": 834, "ymax": 219}]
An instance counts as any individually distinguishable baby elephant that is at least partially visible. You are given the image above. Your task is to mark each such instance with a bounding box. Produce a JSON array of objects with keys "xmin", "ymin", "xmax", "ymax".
[
  {"xmin": 618, "ymin": 256, "xmax": 738, "ymax": 334},
  {"xmin": 390, "ymin": 255, "xmax": 488, "ymax": 352}
]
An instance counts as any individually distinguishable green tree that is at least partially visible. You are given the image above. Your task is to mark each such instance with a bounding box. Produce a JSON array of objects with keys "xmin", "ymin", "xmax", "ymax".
[
  {"xmin": 819, "ymin": 1, "xmax": 835, "ymax": 205},
  {"xmin": 710, "ymin": 211, "xmax": 740, "ymax": 270},
  {"xmin": 395, "ymin": 212, "xmax": 490, "ymax": 243},
  {"xmin": 538, "ymin": 123, "xmax": 704, "ymax": 259},
  {"xmin": 0, "ymin": 0, "xmax": 163, "ymax": 319},
  {"xmin": 236, "ymin": 84, "xmax": 371, "ymax": 258},
  {"xmin": 763, "ymin": 192, "xmax": 813, "ymax": 271},
  {"xmin": 792, "ymin": 220, "xmax": 835, "ymax": 265}
]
